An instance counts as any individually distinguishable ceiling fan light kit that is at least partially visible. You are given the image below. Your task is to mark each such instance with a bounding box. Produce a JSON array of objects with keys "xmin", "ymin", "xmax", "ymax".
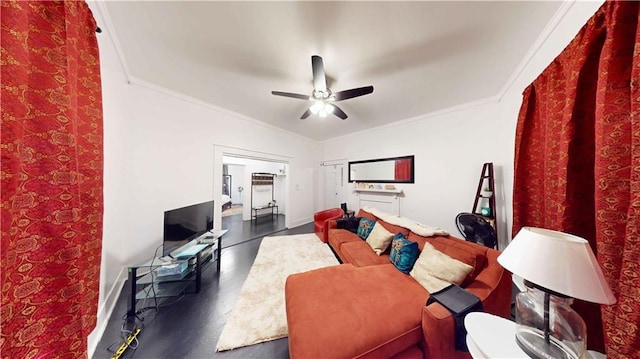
[
  {"xmin": 272, "ymin": 55, "xmax": 374, "ymax": 120},
  {"xmin": 310, "ymin": 101, "xmax": 334, "ymax": 117}
]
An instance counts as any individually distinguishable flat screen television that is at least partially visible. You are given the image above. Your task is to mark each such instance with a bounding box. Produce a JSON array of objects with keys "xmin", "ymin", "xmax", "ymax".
[{"xmin": 163, "ymin": 200, "xmax": 214, "ymax": 257}]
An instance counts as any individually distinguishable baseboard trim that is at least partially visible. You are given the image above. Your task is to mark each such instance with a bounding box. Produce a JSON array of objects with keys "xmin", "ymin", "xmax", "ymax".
[
  {"xmin": 87, "ymin": 267, "xmax": 127, "ymax": 358},
  {"xmin": 288, "ymin": 217, "xmax": 312, "ymax": 229}
]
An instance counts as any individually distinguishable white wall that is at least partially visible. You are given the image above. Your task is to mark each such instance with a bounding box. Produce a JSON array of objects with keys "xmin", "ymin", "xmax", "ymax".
[
  {"xmin": 89, "ymin": 3, "xmax": 320, "ymax": 356},
  {"xmin": 323, "ymin": 100, "xmax": 514, "ymax": 246},
  {"xmin": 321, "ymin": 0, "xmax": 603, "ymax": 250}
]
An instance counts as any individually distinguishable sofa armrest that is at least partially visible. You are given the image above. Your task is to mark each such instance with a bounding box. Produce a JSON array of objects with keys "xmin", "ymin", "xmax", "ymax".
[
  {"xmin": 464, "ymin": 249, "xmax": 512, "ymax": 319},
  {"xmin": 322, "ymin": 219, "xmax": 339, "ymax": 243},
  {"xmin": 421, "ymin": 249, "xmax": 511, "ymax": 359},
  {"xmin": 421, "ymin": 303, "xmax": 471, "ymax": 359},
  {"xmin": 327, "ymin": 219, "xmax": 338, "ymax": 230}
]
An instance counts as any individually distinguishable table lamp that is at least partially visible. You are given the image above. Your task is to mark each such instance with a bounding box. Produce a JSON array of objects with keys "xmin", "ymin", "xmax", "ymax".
[{"xmin": 497, "ymin": 227, "xmax": 616, "ymax": 359}]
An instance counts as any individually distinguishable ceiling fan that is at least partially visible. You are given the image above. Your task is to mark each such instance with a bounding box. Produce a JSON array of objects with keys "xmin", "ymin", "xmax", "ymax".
[{"xmin": 272, "ymin": 55, "xmax": 374, "ymax": 120}]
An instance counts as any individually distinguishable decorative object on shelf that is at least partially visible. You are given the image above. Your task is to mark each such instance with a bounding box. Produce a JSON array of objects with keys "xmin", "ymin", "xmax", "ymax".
[
  {"xmin": 354, "ymin": 187, "xmax": 403, "ymax": 194},
  {"xmin": 384, "ymin": 184, "xmax": 396, "ymax": 190},
  {"xmin": 497, "ymin": 227, "xmax": 616, "ymax": 359},
  {"xmin": 480, "ymin": 187, "xmax": 492, "ymax": 216}
]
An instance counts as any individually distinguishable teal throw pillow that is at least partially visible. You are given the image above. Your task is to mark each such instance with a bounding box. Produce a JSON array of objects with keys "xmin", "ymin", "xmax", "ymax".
[
  {"xmin": 389, "ymin": 233, "xmax": 419, "ymax": 274},
  {"xmin": 357, "ymin": 218, "xmax": 376, "ymax": 240}
]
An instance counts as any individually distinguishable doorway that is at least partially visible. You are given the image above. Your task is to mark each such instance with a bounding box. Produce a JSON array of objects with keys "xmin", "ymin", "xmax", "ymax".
[
  {"xmin": 221, "ymin": 164, "xmax": 245, "ymax": 217},
  {"xmin": 323, "ymin": 163, "xmax": 347, "ymax": 209},
  {"xmin": 214, "ymin": 146, "xmax": 291, "ymax": 248}
]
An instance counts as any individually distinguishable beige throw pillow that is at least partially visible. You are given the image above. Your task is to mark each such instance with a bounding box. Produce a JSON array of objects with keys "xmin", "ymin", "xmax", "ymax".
[
  {"xmin": 365, "ymin": 222, "xmax": 394, "ymax": 255},
  {"xmin": 410, "ymin": 242, "xmax": 473, "ymax": 293}
]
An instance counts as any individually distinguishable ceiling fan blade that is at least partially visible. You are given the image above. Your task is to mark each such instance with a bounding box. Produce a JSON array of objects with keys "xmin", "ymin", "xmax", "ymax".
[
  {"xmin": 332, "ymin": 104, "xmax": 348, "ymax": 120},
  {"xmin": 272, "ymin": 91, "xmax": 310, "ymax": 100},
  {"xmin": 300, "ymin": 108, "xmax": 312, "ymax": 119},
  {"xmin": 333, "ymin": 86, "xmax": 374, "ymax": 101},
  {"xmin": 311, "ymin": 55, "xmax": 327, "ymax": 93}
]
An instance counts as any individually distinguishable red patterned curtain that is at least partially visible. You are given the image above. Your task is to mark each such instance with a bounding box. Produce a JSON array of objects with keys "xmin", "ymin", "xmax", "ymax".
[
  {"xmin": 394, "ymin": 159, "xmax": 411, "ymax": 181},
  {"xmin": 1, "ymin": 1, "xmax": 103, "ymax": 358},
  {"xmin": 513, "ymin": 1, "xmax": 639, "ymax": 357}
]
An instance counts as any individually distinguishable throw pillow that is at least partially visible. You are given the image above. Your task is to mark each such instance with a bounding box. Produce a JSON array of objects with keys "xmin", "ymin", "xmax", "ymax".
[
  {"xmin": 409, "ymin": 242, "xmax": 473, "ymax": 293},
  {"xmin": 336, "ymin": 216, "xmax": 361, "ymax": 234},
  {"xmin": 389, "ymin": 233, "xmax": 419, "ymax": 274},
  {"xmin": 357, "ymin": 217, "xmax": 376, "ymax": 240},
  {"xmin": 365, "ymin": 222, "xmax": 395, "ymax": 255}
]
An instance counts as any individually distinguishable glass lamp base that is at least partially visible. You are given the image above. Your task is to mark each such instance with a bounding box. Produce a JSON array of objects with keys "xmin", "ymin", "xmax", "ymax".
[{"xmin": 516, "ymin": 327, "xmax": 580, "ymax": 359}]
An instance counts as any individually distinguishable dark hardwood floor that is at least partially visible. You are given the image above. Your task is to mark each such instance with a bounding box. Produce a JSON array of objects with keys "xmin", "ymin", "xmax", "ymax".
[
  {"xmin": 220, "ymin": 213, "xmax": 287, "ymax": 248},
  {"xmin": 94, "ymin": 214, "xmax": 311, "ymax": 359}
]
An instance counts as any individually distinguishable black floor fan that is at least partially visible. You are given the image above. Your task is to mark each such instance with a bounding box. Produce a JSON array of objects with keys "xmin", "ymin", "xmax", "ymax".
[{"xmin": 455, "ymin": 212, "xmax": 497, "ymax": 249}]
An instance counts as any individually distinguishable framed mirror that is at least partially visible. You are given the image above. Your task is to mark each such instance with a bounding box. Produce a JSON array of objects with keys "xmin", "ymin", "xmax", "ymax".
[{"xmin": 348, "ymin": 155, "xmax": 414, "ymax": 183}]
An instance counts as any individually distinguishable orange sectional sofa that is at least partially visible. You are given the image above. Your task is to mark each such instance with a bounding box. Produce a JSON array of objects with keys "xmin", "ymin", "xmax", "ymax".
[{"xmin": 285, "ymin": 208, "xmax": 511, "ymax": 359}]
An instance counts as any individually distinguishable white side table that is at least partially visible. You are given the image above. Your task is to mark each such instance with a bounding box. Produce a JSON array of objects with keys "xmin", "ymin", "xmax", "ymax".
[{"xmin": 464, "ymin": 312, "xmax": 528, "ymax": 358}]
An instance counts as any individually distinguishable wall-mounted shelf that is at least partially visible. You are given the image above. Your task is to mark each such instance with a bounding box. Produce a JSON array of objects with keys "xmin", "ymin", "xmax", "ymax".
[
  {"xmin": 353, "ymin": 188, "xmax": 402, "ymax": 215},
  {"xmin": 354, "ymin": 188, "xmax": 403, "ymax": 194}
]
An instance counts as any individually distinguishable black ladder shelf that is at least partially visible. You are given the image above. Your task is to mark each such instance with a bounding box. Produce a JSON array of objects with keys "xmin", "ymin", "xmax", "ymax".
[{"xmin": 472, "ymin": 162, "xmax": 497, "ymax": 246}]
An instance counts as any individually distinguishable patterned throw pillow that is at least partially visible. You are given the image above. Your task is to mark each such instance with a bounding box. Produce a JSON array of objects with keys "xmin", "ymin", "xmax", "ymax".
[
  {"xmin": 357, "ymin": 217, "xmax": 376, "ymax": 240},
  {"xmin": 389, "ymin": 233, "xmax": 419, "ymax": 274}
]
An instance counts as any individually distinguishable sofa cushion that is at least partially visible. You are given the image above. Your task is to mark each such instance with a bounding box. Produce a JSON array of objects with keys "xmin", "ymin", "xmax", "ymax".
[
  {"xmin": 357, "ymin": 217, "xmax": 376, "ymax": 240},
  {"xmin": 409, "ymin": 242, "xmax": 473, "ymax": 293},
  {"xmin": 389, "ymin": 233, "xmax": 419, "ymax": 274},
  {"xmin": 356, "ymin": 208, "xmax": 377, "ymax": 221},
  {"xmin": 341, "ymin": 241, "xmax": 390, "ymax": 266},
  {"xmin": 336, "ymin": 216, "xmax": 361, "ymax": 234},
  {"xmin": 327, "ymin": 228, "xmax": 361, "ymax": 256},
  {"xmin": 435, "ymin": 244, "xmax": 486, "ymax": 287},
  {"xmin": 286, "ymin": 264, "xmax": 428, "ymax": 359},
  {"xmin": 409, "ymin": 233, "xmax": 487, "ymax": 287},
  {"xmin": 366, "ymin": 221, "xmax": 395, "ymax": 255}
]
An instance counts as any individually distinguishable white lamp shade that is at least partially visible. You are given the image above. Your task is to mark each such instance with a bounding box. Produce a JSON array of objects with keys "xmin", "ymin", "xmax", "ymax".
[{"xmin": 497, "ymin": 227, "xmax": 616, "ymax": 305}]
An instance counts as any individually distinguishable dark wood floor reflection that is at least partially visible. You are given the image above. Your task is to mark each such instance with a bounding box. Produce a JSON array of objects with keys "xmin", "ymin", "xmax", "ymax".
[
  {"xmin": 94, "ymin": 215, "xmax": 312, "ymax": 359},
  {"xmin": 221, "ymin": 213, "xmax": 287, "ymax": 248}
]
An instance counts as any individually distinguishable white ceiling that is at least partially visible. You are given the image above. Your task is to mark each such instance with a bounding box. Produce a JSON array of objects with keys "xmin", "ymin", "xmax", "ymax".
[{"xmin": 102, "ymin": 1, "xmax": 563, "ymax": 141}]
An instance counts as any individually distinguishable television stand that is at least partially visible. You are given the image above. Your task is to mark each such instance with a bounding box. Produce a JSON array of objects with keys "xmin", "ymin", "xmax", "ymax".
[{"xmin": 126, "ymin": 229, "xmax": 227, "ymax": 318}]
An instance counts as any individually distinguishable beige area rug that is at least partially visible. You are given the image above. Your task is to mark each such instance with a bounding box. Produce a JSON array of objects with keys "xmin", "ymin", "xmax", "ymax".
[
  {"xmin": 222, "ymin": 204, "xmax": 243, "ymax": 217},
  {"xmin": 216, "ymin": 234, "xmax": 339, "ymax": 351}
]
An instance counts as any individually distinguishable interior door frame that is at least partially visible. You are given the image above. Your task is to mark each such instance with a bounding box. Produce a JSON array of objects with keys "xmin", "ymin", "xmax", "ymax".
[
  {"xmin": 213, "ymin": 145, "xmax": 291, "ymax": 231},
  {"xmin": 321, "ymin": 159, "xmax": 348, "ymax": 209}
]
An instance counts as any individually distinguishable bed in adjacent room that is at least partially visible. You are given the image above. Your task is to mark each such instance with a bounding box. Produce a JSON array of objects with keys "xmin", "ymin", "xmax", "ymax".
[{"xmin": 222, "ymin": 194, "xmax": 232, "ymax": 211}]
